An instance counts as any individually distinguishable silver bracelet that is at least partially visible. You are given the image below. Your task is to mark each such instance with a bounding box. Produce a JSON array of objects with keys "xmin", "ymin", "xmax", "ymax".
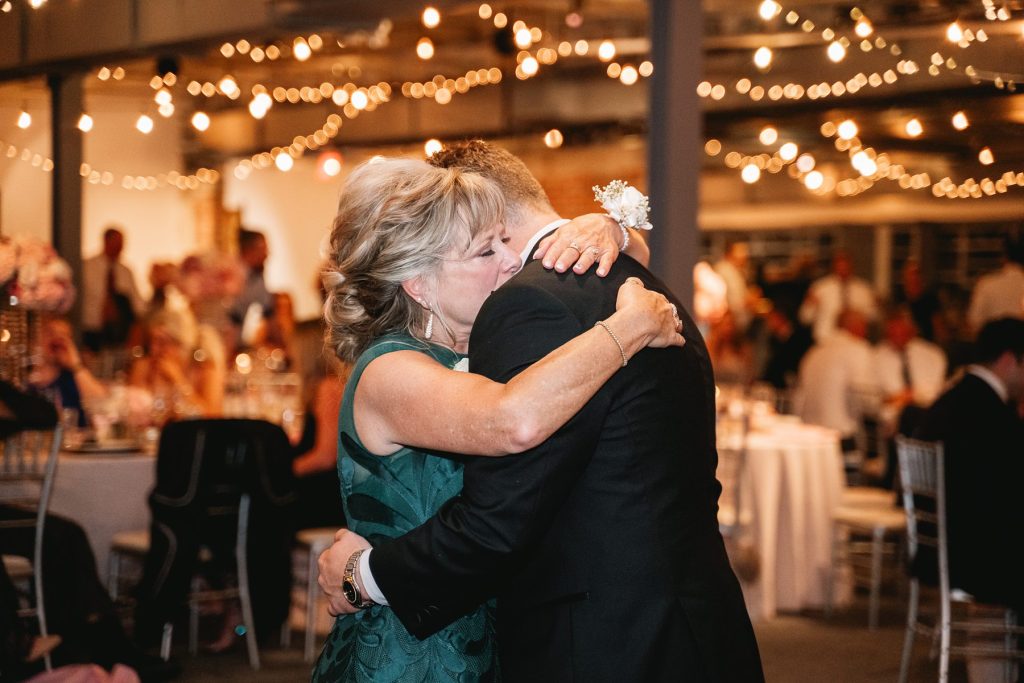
[{"xmin": 595, "ymin": 320, "xmax": 628, "ymax": 367}]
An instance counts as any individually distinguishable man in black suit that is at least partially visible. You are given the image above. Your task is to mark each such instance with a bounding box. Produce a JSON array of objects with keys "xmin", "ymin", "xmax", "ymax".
[
  {"xmin": 319, "ymin": 141, "xmax": 763, "ymax": 682},
  {"xmin": 914, "ymin": 317, "xmax": 1024, "ymax": 612}
]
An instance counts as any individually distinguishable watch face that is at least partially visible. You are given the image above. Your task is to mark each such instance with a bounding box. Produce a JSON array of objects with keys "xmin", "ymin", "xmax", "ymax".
[{"xmin": 342, "ymin": 580, "xmax": 358, "ymax": 604}]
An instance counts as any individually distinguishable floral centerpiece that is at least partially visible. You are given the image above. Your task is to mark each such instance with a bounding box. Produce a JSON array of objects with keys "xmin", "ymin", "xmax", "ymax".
[
  {"xmin": 1, "ymin": 235, "xmax": 76, "ymax": 386},
  {"xmin": 0, "ymin": 235, "xmax": 76, "ymax": 313}
]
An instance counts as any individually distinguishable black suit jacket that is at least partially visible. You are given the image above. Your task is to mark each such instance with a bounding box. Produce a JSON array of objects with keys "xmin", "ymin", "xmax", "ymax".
[
  {"xmin": 370, "ymin": 256, "xmax": 763, "ymax": 682},
  {"xmin": 914, "ymin": 373, "xmax": 1024, "ymax": 610}
]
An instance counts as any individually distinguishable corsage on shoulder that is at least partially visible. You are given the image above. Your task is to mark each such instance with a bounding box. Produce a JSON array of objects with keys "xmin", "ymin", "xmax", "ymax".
[{"xmin": 593, "ymin": 180, "xmax": 652, "ymax": 231}]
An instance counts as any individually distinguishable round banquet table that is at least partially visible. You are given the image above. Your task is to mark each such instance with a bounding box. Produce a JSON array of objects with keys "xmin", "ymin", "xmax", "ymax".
[
  {"xmin": 49, "ymin": 449, "xmax": 156, "ymax": 583},
  {"xmin": 729, "ymin": 419, "xmax": 847, "ymax": 621}
]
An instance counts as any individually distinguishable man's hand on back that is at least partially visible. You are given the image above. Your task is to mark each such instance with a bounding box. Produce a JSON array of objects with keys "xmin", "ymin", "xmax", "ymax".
[{"xmin": 318, "ymin": 528, "xmax": 372, "ymax": 616}]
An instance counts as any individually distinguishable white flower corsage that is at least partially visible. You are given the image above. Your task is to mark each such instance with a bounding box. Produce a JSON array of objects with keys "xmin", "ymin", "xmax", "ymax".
[
  {"xmin": 453, "ymin": 357, "xmax": 470, "ymax": 372},
  {"xmin": 593, "ymin": 180, "xmax": 652, "ymax": 231}
]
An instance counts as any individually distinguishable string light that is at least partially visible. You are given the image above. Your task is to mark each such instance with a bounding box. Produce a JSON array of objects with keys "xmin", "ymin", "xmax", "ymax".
[
  {"xmin": 597, "ymin": 40, "xmax": 616, "ymax": 62},
  {"xmin": 952, "ymin": 111, "xmax": 970, "ymax": 130},
  {"xmin": 753, "ymin": 47, "xmax": 773, "ymax": 69},
  {"xmin": 759, "ymin": 127, "xmax": 778, "ymax": 145},
  {"xmin": 741, "ymin": 164, "xmax": 761, "ymax": 183},
  {"xmin": 274, "ymin": 153, "xmax": 294, "ymax": 171},
  {"xmin": 837, "ymin": 119, "xmax": 858, "ymax": 140},
  {"xmin": 28, "ymin": 0, "xmax": 46, "ymax": 8},
  {"xmin": 979, "ymin": 147, "xmax": 995, "ymax": 164},
  {"xmin": 758, "ymin": 0, "xmax": 781, "ymax": 20},
  {"xmin": 827, "ymin": 41, "xmax": 846, "ymax": 62},
  {"xmin": 293, "ymin": 38, "xmax": 312, "ymax": 62},
  {"xmin": 191, "ymin": 112, "xmax": 210, "ymax": 131},
  {"xmin": 946, "ymin": 21, "xmax": 964, "ymax": 43},
  {"xmin": 422, "ymin": 6, "xmax": 441, "ymax": 28},
  {"xmin": 804, "ymin": 170, "xmax": 824, "ymax": 190},
  {"xmin": 16, "ymin": 110, "xmax": 31, "ymax": 129},
  {"xmin": 77, "ymin": 114, "xmax": 93, "ymax": 132},
  {"xmin": 424, "ymin": 139, "xmax": 443, "ymax": 157},
  {"xmin": 135, "ymin": 115, "xmax": 154, "ymax": 134},
  {"xmin": 416, "ymin": 37, "xmax": 434, "ymax": 60},
  {"xmin": 854, "ymin": 18, "xmax": 873, "ymax": 37},
  {"xmin": 905, "ymin": 118, "xmax": 923, "ymax": 137},
  {"xmin": 544, "ymin": 129, "xmax": 564, "ymax": 148}
]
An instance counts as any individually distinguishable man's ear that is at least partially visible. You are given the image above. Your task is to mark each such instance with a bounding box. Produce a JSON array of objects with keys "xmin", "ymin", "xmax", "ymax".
[{"xmin": 401, "ymin": 277, "xmax": 428, "ymax": 309}]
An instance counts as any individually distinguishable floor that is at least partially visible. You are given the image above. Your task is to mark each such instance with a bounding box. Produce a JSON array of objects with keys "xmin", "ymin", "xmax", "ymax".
[{"xmin": 171, "ymin": 592, "xmax": 977, "ymax": 682}]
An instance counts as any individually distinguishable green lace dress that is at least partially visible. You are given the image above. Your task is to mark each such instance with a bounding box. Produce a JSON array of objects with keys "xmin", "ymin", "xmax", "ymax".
[{"xmin": 311, "ymin": 333, "xmax": 499, "ymax": 683}]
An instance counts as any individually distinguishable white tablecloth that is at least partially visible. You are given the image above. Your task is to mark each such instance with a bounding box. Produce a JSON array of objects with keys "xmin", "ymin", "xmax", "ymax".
[
  {"xmin": 728, "ymin": 420, "xmax": 846, "ymax": 620},
  {"xmin": 49, "ymin": 450, "xmax": 156, "ymax": 582}
]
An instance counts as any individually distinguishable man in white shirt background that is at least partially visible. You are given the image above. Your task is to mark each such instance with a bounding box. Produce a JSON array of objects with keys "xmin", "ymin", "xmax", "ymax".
[
  {"xmin": 795, "ymin": 309, "xmax": 879, "ymax": 475},
  {"xmin": 967, "ymin": 235, "xmax": 1024, "ymax": 335},
  {"xmin": 713, "ymin": 240, "xmax": 754, "ymax": 333},
  {"xmin": 799, "ymin": 250, "xmax": 879, "ymax": 342},
  {"xmin": 872, "ymin": 306, "xmax": 948, "ymax": 486},
  {"xmin": 80, "ymin": 226, "xmax": 144, "ymax": 353}
]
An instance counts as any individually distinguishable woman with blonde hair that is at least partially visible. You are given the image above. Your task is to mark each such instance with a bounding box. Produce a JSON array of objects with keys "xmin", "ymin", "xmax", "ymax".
[
  {"xmin": 128, "ymin": 307, "xmax": 226, "ymax": 417},
  {"xmin": 312, "ymin": 157, "xmax": 681, "ymax": 681}
]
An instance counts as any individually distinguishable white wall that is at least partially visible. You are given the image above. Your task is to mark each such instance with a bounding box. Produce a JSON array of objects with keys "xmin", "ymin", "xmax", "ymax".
[
  {"xmin": 221, "ymin": 149, "xmax": 385, "ymax": 321},
  {"xmin": 1, "ymin": 90, "xmax": 203, "ymax": 299}
]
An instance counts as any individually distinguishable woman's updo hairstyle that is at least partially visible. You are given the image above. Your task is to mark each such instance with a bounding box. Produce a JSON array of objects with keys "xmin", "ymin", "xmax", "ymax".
[{"xmin": 323, "ymin": 157, "xmax": 505, "ymax": 363}]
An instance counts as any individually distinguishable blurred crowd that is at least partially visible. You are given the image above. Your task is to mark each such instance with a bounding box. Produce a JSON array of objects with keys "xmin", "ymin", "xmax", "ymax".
[{"xmin": 697, "ymin": 233, "xmax": 1024, "ymax": 485}]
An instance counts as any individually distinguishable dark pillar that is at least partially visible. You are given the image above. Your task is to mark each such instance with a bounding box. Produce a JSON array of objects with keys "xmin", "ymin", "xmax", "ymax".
[
  {"xmin": 647, "ymin": 0, "xmax": 702, "ymax": 308},
  {"xmin": 48, "ymin": 72, "xmax": 84, "ymax": 327}
]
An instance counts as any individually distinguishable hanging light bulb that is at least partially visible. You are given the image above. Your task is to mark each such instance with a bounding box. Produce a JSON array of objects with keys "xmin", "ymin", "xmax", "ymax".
[
  {"xmin": 827, "ymin": 41, "xmax": 846, "ymax": 63},
  {"xmin": 136, "ymin": 114, "xmax": 154, "ymax": 134},
  {"xmin": 951, "ymin": 111, "xmax": 969, "ymax": 130},
  {"xmin": 422, "ymin": 6, "xmax": 441, "ymax": 28},
  {"xmin": 804, "ymin": 170, "xmax": 824, "ymax": 190},
  {"xmin": 515, "ymin": 28, "xmax": 532, "ymax": 49},
  {"xmin": 424, "ymin": 139, "xmax": 443, "ymax": 157},
  {"xmin": 293, "ymin": 38, "xmax": 312, "ymax": 62},
  {"xmin": 837, "ymin": 119, "xmax": 858, "ymax": 140},
  {"xmin": 191, "ymin": 111, "xmax": 210, "ymax": 131},
  {"xmin": 416, "ymin": 37, "xmax": 435, "ymax": 60},
  {"xmin": 77, "ymin": 113, "xmax": 93, "ymax": 132},
  {"xmin": 905, "ymin": 118, "xmax": 923, "ymax": 137},
  {"xmin": 16, "ymin": 110, "xmax": 31, "ymax": 129},
  {"xmin": 753, "ymin": 46, "xmax": 772, "ymax": 69},
  {"xmin": 758, "ymin": 0, "xmax": 780, "ymax": 20}
]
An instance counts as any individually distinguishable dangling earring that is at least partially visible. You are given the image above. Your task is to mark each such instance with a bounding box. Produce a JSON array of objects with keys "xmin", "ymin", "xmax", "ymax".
[{"xmin": 425, "ymin": 309, "xmax": 434, "ymax": 339}]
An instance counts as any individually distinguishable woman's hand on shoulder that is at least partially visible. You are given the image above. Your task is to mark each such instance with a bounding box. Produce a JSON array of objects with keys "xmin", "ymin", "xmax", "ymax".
[
  {"xmin": 534, "ymin": 214, "xmax": 624, "ymax": 277},
  {"xmin": 614, "ymin": 277, "xmax": 685, "ymax": 349}
]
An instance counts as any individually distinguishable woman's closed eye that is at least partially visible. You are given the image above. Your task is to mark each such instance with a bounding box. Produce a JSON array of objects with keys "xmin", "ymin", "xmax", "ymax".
[{"xmin": 478, "ymin": 237, "xmax": 511, "ymax": 258}]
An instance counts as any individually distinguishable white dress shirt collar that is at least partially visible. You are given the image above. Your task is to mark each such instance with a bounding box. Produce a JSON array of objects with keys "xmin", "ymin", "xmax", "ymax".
[
  {"xmin": 967, "ymin": 364, "xmax": 1009, "ymax": 403},
  {"xmin": 518, "ymin": 218, "xmax": 570, "ymax": 266}
]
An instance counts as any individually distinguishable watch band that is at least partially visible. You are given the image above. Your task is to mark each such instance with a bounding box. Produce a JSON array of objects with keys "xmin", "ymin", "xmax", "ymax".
[{"xmin": 343, "ymin": 548, "xmax": 375, "ymax": 609}]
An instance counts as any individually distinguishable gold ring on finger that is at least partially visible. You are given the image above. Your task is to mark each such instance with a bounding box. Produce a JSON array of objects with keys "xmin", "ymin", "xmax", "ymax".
[{"xmin": 567, "ymin": 242, "xmax": 581, "ymax": 253}]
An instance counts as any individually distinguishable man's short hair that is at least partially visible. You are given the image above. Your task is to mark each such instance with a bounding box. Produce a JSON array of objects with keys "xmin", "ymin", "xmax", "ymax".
[
  {"xmin": 238, "ymin": 228, "xmax": 265, "ymax": 252},
  {"xmin": 103, "ymin": 226, "xmax": 123, "ymax": 241},
  {"xmin": 975, "ymin": 317, "xmax": 1024, "ymax": 364},
  {"xmin": 427, "ymin": 140, "xmax": 553, "ymax": 226}
]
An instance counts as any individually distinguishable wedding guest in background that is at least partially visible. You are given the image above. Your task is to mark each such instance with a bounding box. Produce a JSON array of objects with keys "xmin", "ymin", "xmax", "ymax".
[
  {"xmin": 28, "ymin": 317, "xmax": 108, "ymax": 424},
  {"xmin": 128, "ymin": 308, "xmax": 225, "ymax": 418},
  {"xmin": 290, "ymin": 357, "xmax": 350, "ymax": 529},
  {"xmin": 707, "ymin": 309, "xmax": 754, "ymax": 386},
  {"xmin": 874, "ymin": 307, "xmax": 947, "ymax": 433},
  {"xmin": 714, "ymin": 240, "xmax": 754, "ymax": 333},
  {"xmin": 799, "ymin": 249, "xmax": 879, "ymax": 342},
  {"xmin": 967, "ymin": 234, "xmax": 1024, "ymax": 335},
  {"xmin": 914, "ymin": 317, "xmax": 1024, "ymax": 614},
  {"xmin": 894, "ymin": 259, "xmax": 944, "ymax": 344},
  {"xmin": 81, "ymin": 227, "xmax": 144, "ymax": 353},
  {"xmin": 229, "ymin": 229, "xmax": 275, "ymax": 351},
  {"xmin": 795, "ymin": 309, "xmax": 879, "ymax": 458},
  {"xmin": 1, "ymin": 381, "xmax": 176, "ymax": 680},
  {"xmin": 759, "ymin": 306, "xmax": 814, "ymax": 390}
]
